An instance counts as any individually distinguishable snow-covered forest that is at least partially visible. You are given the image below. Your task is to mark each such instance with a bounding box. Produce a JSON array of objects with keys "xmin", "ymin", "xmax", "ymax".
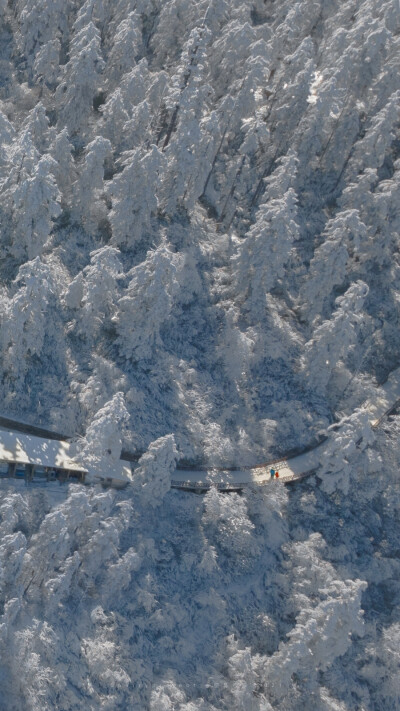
[{"xmin": 0, "ymin": 0, "xmax": 400, "ymax": 708}]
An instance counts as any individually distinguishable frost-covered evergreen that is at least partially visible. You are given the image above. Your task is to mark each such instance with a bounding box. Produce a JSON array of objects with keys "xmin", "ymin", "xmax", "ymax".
[{"xmin": 0, "ymin": 0, "xmax": 400, "ymax": 707}]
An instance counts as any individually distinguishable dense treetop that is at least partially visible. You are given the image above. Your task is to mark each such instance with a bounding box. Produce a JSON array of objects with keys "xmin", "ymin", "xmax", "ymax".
[{"xmin": 0, "ymin": 1, "xmax": 400, "ymax": 709}]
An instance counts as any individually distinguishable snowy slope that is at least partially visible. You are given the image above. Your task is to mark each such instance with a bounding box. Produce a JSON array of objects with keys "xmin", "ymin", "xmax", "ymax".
[{"xmin": 0, "ymin": 0, "xmax": 400, "ymax": 709}]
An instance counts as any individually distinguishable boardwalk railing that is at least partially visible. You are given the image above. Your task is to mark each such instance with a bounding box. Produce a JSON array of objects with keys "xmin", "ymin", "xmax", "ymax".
[{"xmin": 170, "ymin": 480, "xmax": 252, "ymax": 491}]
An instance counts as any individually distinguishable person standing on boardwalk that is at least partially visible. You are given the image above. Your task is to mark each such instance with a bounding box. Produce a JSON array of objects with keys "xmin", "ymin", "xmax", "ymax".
[
  {"xmin": 275, "ymin": 471, "xmax": 279, "ymax": 478},
  {"xmin": 270, "ymin": 468, "xmax": 275, "ymax": 479}
]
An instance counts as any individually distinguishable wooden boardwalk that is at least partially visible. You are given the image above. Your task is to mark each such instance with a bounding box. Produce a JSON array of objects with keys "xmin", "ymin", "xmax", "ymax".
[
  {"xmin": 0, "ymin": 367, "xmax": 399, "ymax": 492},
  {"xmin": 170, "ymin": 367, "xmax": 400, "ymax": 492}
]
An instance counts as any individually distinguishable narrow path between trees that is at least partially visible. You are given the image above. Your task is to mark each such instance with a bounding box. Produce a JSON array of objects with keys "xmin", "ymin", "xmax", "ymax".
[
  {"xmin": 170, "ymin": 367, "xmax": 400, "ymax": 492},
  {"xmin": 0, "ymin": 368, "xmax": 399, "ymax": 491}
]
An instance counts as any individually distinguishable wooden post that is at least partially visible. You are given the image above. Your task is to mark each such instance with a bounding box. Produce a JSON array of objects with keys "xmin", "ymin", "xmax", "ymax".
[{"xmin": 25, "ymin": 464, "xmax": 34, "ymax": 482}]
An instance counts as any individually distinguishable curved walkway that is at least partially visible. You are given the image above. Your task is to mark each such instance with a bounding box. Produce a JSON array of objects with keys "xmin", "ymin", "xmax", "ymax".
[
  {"xmin": 1, "ymin": 368, "xmax": 399, "ymax": 491},
  {"xmin": 170, "ymin": 367, "xmax": 400, "ymax": 492}
]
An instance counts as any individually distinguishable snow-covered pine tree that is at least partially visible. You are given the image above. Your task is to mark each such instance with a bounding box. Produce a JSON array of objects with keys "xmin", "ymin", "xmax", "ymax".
[
  {"xmin": 301, "ymin": 280, "xmax": 369, "ymax": 392},
  {"xmin": 133, "ymin": 434, "xmax": 178, "ymax": 507},
  {"xmin": 55, "ymin": 20, "xmax": 104, "ymax": 137},
  {"xmin": 105, "ymin": 12, "xmax": 142, "ymax": 88},
  {"xmin": 233, "ymin": 154, "xmax": 299, "ymax": 318},
  {"xmin": 298, "ymin": 209, "xmax": 368, "ymax": 323},
  {"xmin": 14, "ymin": 0, "xmax": 67, "ymax": 73},
  {"xmin": 74, "ymin": 392, "xmax": 130, "ymax": 480},
  {"xmin": 72, "ymin": 135, "xmax": 112, "ymax": 234},
  {"xmin": 32, "ymin": 38, "xmax": 61, "ymax": 90},
  {"xmin": 99, "ymin": 88, "xmax": 130, "ymax": 151},
  {"xmin": 113, "ymin": 241, "xmax": 185, "ymax": 362},
  {"xmin": 49, "ymin": 128, "xmax": 76, "ymax": 207},
  {"xmin": 64, "ymin": 246, "xmax": 122, "ymax": 341},
  {"xmin": 0, "ymin": 258, "xmax": 60, "ymax": 399},
  {"xmin": 4, "ymin": 150, "xmax": 61, "ymax": 261},
  {"xmin": 344, "ymin": 89, "xmax": 400, "ymax": 182},
  {"xmin": 109, "ymin": 145, "xmax": 166, "ymax": 247},
  {"xmin": 20, "ymin": 102, "xmax": 55, "ymax": 154}
]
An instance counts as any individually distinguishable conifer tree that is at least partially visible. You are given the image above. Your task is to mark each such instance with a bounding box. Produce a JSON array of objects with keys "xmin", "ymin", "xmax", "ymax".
[
  {"xmin": 109, "ymin": 145, "xmax": 165, "ymax": 247},
  {"xmin": 113, "ymin": 241, "xmax": 185, "ymax": 361},
  {"xmin": 233, "ymin": 155, "xmax": 299, "ymax": 318},
  {"xmin": 15, "ymin": 0, "xmax": 67, "ymax": 71},
  {"xmin": 56, "ymin": 21, "xmax": 104, "ymax": 136},
  {"xmin": 105, "ymin": 12, "xmax": 142, "ymax": 88},
  {"xmin": 72, "ymin": 135, "xmax": 112, "ymax": 233},
  {"xmin": 299, "ymin": 210, "xmax": 368, "ymax": 323},
  {"xmin": 0, "ymin": 258, "xmax": 59, "ymax": 395},
  {"xmin": 64, "ymin": 246, "xmax": 122, "ymax": 341},
  {"xmin": 301, "ymin": 281, "xmax": 369, "ymax": 392},
  {"xmin": 6, "ymin": 152, "xmax": 61, "ymax": 260}
]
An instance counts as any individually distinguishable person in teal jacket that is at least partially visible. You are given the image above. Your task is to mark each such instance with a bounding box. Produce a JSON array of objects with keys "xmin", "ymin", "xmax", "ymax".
[{"xmin": 270, "ymin": 468, "xmax": 275, "ymax": 479}]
